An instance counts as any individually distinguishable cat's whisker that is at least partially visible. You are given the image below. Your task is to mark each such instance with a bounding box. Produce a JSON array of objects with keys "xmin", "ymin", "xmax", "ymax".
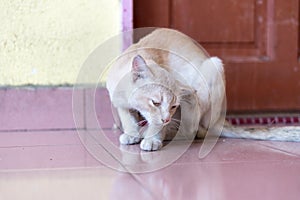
[
  {"xmin": 177, "ymin": 93, "xmax": 195, "ymax": 98},
  {"xmin": 170, "ymin": 118, "xmax": 181, "ymax": 124},
  {"xmin": 177, "ymin": 94, "xmax": 186, "ymax": 98},
  {"xmin": 169, "ymin": 122, "xmax": 180, "ymax": 127},
  {"xmin": 169, "ymin": 121, "xmax": 181, "ymax": 129},
  {"xmin": 167, "ymin": 119, "xmax": 179, "ymax": 124},
  {"xmin": 167, "ymin": 124, "xmax": 180, "ymax": 131},
  {"xmin": 169, "ymin": 123, "xmax": 180, "ymax": 129},
  {"xmin": 179, "ymin": 98, "xmax": 193, "ymax": 103}
]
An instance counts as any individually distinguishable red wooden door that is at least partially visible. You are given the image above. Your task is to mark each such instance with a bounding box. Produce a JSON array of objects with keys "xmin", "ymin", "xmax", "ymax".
[{"xmin": 134, "ymin": 0, "xmax": 300, "ymax": 113}]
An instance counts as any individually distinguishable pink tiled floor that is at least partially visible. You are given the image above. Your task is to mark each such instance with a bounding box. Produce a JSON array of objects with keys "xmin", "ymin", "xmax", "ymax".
[
  {"xmin": 1, "ymin": 88, "xmax": 300, "ymax": 199},
  {"xmin": 1, "ymin": 129, "xmax": 300, "ymax": 200}
]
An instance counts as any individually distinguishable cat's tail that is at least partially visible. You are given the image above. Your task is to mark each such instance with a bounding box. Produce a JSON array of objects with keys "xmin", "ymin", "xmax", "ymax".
[{"xmin": 221, "ymin": 121, "xmax": 300, "ymax": 142}]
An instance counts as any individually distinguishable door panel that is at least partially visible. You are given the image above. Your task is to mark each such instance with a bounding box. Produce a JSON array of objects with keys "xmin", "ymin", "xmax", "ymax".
[
  {"xmin": 171, "ymin": 0, "xmax": 268, "ymax": 62},
  {"xmin": 134, "ymin": 0, "xmax": 300, "ymax": 113},
  {"xmin": 134, "ymin": 0, "xmax": 170, "ymax": 28},
  {"xmin": 172, "ymin": 0, "xmax": 255, "ymax": 43}
]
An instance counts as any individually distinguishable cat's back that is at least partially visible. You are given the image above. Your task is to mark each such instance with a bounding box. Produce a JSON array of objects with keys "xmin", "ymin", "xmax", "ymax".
[{"xmin": 130, "ymin": 28, "xmax": 207, "ymax": 60}]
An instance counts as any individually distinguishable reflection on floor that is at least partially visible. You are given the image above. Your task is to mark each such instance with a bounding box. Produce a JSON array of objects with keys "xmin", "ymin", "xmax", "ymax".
[{"xmin": 1, "ymin": 129, "xmax": 300, "ymax": 200}]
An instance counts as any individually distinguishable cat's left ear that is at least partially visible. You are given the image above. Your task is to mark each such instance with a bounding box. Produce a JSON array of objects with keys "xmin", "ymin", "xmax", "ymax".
[{"xmin": 132, "ymin": 55, "xmax": 152, "ymax": 82}]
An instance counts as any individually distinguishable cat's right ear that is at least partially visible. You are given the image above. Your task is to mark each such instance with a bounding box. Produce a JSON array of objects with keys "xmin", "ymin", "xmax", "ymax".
[{"xmin": 132, "ymin": 55, "xmax": 152, "ymax": 82}]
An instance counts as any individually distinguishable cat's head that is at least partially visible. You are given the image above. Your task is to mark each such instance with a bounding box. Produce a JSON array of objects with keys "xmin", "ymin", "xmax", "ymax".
[{"xmin": 128, "ymin": 55, "xmax": 184, "ymax": 126}]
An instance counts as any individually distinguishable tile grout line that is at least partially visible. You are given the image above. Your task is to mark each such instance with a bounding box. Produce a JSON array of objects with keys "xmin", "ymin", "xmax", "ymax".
[{"xmin": 0, "ymin": 128, "xmax": 113, "ymax": 133}]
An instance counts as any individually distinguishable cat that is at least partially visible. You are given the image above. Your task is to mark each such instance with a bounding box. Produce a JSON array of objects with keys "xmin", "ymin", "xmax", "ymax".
[{"xmin": 106, "ymin": 28, "xmax": 300, "ymax": 151}]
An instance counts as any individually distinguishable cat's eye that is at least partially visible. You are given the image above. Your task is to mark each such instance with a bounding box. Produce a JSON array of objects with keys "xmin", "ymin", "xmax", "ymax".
[
  {"xmin": 152, "ymin": 100, "xmax": 161, "ymax": 107},
  {"xmin": 171, "ymin": 105, "xmax": 177, "ymax": 109}
]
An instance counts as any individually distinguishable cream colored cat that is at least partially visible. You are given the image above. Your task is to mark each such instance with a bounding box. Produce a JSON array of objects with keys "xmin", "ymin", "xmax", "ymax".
[{"xmin": 106, "ymin": 28, "xmax": 300, "ymax": 151}]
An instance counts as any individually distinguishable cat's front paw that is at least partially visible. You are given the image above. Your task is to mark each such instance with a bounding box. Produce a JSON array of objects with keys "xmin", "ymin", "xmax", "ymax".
[
  {"xmin": 140, "ymin": 138, "xmax": 163, "ymax": 151},
  {"xmin": 119, "ymin": 133, "xmax": 141, "ymax": 145}
]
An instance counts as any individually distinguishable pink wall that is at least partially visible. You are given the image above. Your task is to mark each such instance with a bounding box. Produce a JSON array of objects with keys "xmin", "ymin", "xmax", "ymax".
[
  {"xmin": 122, "ymin": 0, "xmax": 133, "ymax": 32},
  {"xmin": 122, "ymin": 0, "xmax": 133, "ymax": 50}
]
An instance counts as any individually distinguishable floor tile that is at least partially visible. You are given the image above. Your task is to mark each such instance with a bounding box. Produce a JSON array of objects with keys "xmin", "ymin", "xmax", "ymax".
[
  {"xmin": 1, "ymin": 128, "xmax": 300, "ymax": 200},
  {"xmin": 132, "ymin": 159, "xmax": 300, "ymax": 200},
  {"xmin": 0, "ymin": 130, "xmax": 101, "ymax": 170},
  {"xmin": 0, "ymin": 168, "xmax": 124, "ymax": 200},
  {"xmin": 0, "ymin": 131, "xmax": 82, "ymax": 147},
  {"xmin": 0, "ymin": 88, "xmax": 84, "ymax": 130}
]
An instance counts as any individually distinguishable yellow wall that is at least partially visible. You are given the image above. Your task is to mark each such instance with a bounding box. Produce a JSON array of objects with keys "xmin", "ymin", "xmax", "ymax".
[{"xmin": 0, "ymin": 0, "xmax": 122, "ymax": 86}]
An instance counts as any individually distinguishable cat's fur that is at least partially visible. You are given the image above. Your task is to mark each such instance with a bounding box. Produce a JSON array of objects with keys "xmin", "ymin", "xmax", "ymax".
[{"xmin": 106, "ymin": 28, "xmax": 300, "ymax": 151}]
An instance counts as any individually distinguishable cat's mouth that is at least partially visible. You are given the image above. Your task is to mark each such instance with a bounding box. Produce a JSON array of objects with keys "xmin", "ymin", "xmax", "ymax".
[
  {"xmin": 138, "ymin": 120, "xmax": 148, "ymax": 127},
  {"xmin": 129, "ymin": 109, "xmax": 148, "ymax": 127},
  {"xmin": 130, "ymin": 109, "xmax": 172, "ymax": 127}
]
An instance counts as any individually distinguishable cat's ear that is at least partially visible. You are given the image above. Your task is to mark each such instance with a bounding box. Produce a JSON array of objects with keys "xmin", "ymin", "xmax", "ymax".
[{"xmin": 132, "ymin": 55, "xmax": 152, "ymax": 81}]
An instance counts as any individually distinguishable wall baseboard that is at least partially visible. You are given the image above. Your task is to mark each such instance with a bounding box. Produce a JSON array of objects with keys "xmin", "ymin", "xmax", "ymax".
[{"xmin": 0, "ymin": 87, "xmax": 299, "ymax": 132}]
